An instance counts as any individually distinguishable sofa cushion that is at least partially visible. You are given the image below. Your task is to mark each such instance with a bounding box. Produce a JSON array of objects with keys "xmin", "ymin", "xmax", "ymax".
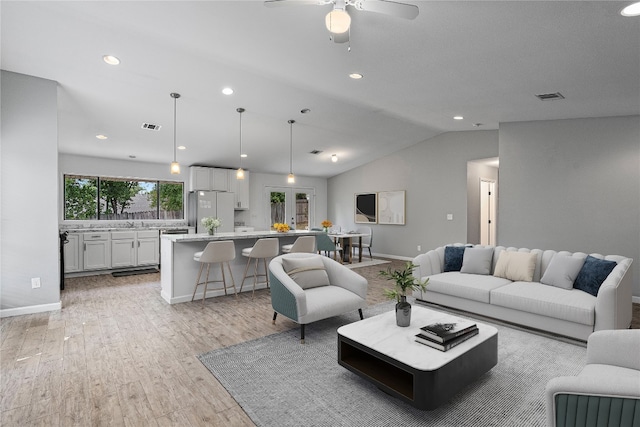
[
  {"xmin": 490, "ymin": 281, "xmax": 596, "ymax": 325},
  {"xmin": 493, "ymin": 251, "xmax": 537, "ymax": 282},
  {"xmin": 540, "ymin": 254, "xmax": 586, "ymax": 290},
  {"xmin": 444, "ymin": 246, "xmax": 466, "ymax": 272},
  {"xmin": 282, "ymin": 256, "xmax": 330, "ymax": 290},
  {"xmin": 426, "ymin": 272, "xmax": 512, "ymax": 303},
  {"xmin": 460, "ymin": 247, "xmax": 494, "ymax": 275},
  {"xmin": 574, "ymin": 255, "xmax": 617, "ymax": 297}
]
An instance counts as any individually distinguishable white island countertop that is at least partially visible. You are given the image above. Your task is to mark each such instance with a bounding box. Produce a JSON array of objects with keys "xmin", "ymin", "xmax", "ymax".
[{"xmin": 161, "ymin": 229, "xmax": 319, "ymax": 243}]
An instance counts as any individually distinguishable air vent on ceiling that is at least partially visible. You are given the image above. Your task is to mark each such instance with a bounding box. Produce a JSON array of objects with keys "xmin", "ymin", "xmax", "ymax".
[
  {"xmin": 309, "ymin": 149, "xmax": 323, "ymax": 155},
  {"xmin": 535, "ymin": 92, "xmax": 565, "ymax": 101},
  {"xmin": 142, "ymin": 123, "xmax": 162, "ymax": 131}
]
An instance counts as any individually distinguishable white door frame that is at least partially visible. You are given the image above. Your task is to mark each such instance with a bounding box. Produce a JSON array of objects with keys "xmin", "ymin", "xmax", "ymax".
[
  {"xmin": 479, "ymin": 179, "xmax": 496, "ymax": 246},
  {"xmin": 264, "ymin": 186, "xmax": 315, "ymax": 230}
]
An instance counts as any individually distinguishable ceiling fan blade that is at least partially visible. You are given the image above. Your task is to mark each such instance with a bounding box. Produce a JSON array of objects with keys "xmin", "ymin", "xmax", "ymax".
[
  {"xmin": 332, "ymin": 31, "xmax": 349, "ymax": 43},
  {"xmin": 264, "ymin": 0, "xmax": 328, "ymax": 7},
  {"xmin": 358, "ymin": 0, "xmax": 419, "ymax": 19}
]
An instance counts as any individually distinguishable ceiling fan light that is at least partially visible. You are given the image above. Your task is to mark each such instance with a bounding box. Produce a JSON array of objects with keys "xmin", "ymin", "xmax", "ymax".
[{"xmin": 325, "ymin": 9, "xmax": 351, "ymax": 34}]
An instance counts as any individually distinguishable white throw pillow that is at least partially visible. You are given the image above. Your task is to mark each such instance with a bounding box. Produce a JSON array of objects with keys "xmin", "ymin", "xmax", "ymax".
[
  {"xmin": 493, "ymin": 251, "xmax": 537, "ymax": 282},
  {"xmin": 460, "ymin": 247, "xmax": 494, "ymax": 275},
  {"xmin": 540, "ymin": 254, "xmax": 585, "ymax": 290},
  {"xmin": 282, "ymin": 256, "xmax": 330, "ymax": 290}
]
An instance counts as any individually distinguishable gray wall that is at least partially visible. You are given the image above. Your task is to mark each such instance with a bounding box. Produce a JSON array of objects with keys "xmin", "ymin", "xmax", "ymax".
[
  {"xmin": 498, "ymin": 116, "xmax": 640, "ymax": 297},
  {"xmin": 1, "ymin": 71, "xmax": 60, "ymax": 312},
  {"xmin": 327, "ymin": 130, "xmax": 499, "ymax": 258}
]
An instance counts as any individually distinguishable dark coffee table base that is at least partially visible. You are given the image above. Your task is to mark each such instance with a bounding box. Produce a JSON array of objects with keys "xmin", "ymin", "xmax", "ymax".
[{"xmin": 338, "ymin": 333, "xmax": 498, "ymax": 410}]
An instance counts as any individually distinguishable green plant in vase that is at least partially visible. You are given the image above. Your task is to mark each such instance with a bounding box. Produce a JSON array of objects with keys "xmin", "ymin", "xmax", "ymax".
[
  {"xmin": 380, "ymin": 261, "xmax": 428, "ymax": 327},
  {"xmin": 201, "ymin": 217, "xmax": 221, "ymax": 235}
]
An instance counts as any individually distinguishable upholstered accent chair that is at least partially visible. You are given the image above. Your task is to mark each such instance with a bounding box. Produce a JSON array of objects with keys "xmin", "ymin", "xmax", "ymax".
[
  {"xmin": 545, "ymin": 329, "xmax": 640, "ymax": 427},
  {"xmin": 269, "ymin": 253, "xmax": 368, "ymax": 343}
]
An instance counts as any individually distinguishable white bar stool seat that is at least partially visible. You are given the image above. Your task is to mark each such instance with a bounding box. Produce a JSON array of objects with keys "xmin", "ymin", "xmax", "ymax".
[
  {"xmin": 281, "ymin": 235, "xmax": 316, "ymax": 254},
  {"xmin": 192, "ymin": 240, "xmax": 237, "ymax": 304},
  {"xmin": 240, "ymin": 237, "xmax": 279, "ymax": 297}
]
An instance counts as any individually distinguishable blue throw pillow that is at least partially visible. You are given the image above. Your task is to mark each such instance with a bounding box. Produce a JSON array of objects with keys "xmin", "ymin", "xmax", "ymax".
[
  {"xmin": 444, "ymin": 246, "xmax": 466, "ymax": 272},
  {"xmin": 573, "ymin": 255, "xmax": 617, "ymax": 297}
]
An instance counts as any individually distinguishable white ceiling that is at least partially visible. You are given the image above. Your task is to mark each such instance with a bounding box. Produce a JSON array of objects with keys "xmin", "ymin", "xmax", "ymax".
[{"xmin": 2, "ymin": 1, "xmax": 638, "ymax": 178}]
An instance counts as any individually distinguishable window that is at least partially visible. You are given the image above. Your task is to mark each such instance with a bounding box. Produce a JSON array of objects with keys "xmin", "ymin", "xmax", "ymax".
[{"xmin": 64, "ymin": 175, "xmax": 183, "ymax": 220}]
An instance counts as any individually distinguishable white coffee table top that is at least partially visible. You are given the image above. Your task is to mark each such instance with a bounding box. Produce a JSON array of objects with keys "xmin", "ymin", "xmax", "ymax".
[{"xmin": 337, "ymin": 306, "xmax": 498, "ymax": 371}]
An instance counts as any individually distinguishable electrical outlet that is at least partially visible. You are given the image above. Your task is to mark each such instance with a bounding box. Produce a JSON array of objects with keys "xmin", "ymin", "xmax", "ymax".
[
  {"xmin": 31, "ymin": 277, "xmax": 41, "ymax": 289},
  {"xmin": 417, "ymin": 245, "xmax": 421, "ymax": 251}
]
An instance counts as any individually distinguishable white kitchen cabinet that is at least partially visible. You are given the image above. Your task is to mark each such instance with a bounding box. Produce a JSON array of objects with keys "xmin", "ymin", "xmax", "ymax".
[
  {"xmin": 189, "ymin": 166, "xmax": 230, "ymax": 192},
  {"xmin": 111, "ymin": 231, "xmax": 136, "ymax": 268},
  {"xmin": 83, "ymin": 232, "xmax": 111, "ymax": 270},
  {"xmin": 136, "ymin": 230, "xmax": 159, "ymax": 265},
  {"xmin": 227, "ymin": 169, "xmax": 250, "ymax": 210},
  {"xmin": 64, "ymin": 233, "xmax": 82, "ymax": 273}
]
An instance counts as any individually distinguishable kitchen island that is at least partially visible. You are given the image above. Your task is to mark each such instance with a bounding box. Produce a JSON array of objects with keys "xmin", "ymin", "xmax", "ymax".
[{"xmin": 160, "ymin": 230, "xmax": 320, "ymax": 304}]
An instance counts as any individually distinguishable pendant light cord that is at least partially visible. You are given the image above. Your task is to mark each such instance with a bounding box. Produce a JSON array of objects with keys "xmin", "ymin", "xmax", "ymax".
[{"xmin": 173, "ymin": 96, "xmax": 177, "ymax": 162}]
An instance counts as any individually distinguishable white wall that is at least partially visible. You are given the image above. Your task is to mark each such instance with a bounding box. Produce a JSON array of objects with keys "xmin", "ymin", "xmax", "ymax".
[
  {"xmin": 238, "ymin": 172, "xmax": 328, "ymax": 231},
  {"xmin": 328, "ymin": 130, "xmax": 499, "ymax": 258},
  {"xmin": 498, "ymin": 116, "xmax": 640, "ymax": 297},
  {"xmin": 1, "ymin": 71, "xmax": 60, "ymax": 314}
]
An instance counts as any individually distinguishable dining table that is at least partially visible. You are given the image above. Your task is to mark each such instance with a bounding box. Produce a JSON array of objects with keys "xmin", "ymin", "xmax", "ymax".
[{"xmin": 327, "ymin": 232, "xmax": 369, "ymax": 264}]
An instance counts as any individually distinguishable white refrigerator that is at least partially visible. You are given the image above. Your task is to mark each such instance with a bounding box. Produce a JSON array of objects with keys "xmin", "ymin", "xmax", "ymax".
[{"xmin": 188, "ymin": 191, "xmax": 235, "ymax": 233}]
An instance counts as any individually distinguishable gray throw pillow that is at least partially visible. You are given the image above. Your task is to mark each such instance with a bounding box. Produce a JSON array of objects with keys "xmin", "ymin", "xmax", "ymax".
[
  {"xmin": 540, "ymin": 254, "xmax": 586, "ymax": 290},
  {"xmin": 282, "ymin": 256, "xmax": 330, "ymax": 290},
  {"xmin": 460, "ymin": 247, "xmax": 494, "ymax": 275}
]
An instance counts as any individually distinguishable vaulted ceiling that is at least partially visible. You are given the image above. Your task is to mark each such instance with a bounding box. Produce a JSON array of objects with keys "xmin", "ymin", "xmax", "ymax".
[{"xmin": 2, "ymin": 1, "xmax": 638, "ymax": 178}]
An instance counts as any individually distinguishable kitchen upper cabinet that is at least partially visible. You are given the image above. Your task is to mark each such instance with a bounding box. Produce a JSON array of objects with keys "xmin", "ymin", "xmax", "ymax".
[
  {"xmin": 83, "ymin": 232, "xmax": 111, "ymax": 270},
  {"xmin": 64, "ymin": 233, "xmax": 82, "ymax": 273},
  {"xmin": 136, "ymin": 230, "xmax": 159, "ymax": 265},
  {"xmin": 189, "ymin": 166, "xmax": 229, "ymax": 192},
  {"xmin": 228, "ymin": 169, "xmax": 250, "ymax": 210},
  {"xmin": 111, "ymin": 231, "xmax": 136, "ymax": 268}
]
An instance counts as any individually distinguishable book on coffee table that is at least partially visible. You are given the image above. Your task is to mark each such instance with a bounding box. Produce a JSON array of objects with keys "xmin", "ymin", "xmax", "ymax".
[
  {"xmin": 415, "ymin": 328, "xmax": 479, "ymax": 352},
  {"xmin": 419, "ymin": 319, "xmax": 477, "ymax": 343}
]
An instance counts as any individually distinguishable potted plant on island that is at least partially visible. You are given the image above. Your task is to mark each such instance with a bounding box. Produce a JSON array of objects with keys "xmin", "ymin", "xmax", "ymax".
[
  {"xmin": 380, "ymin": 261, "xmax": 428, "ymax": 327},
  {"xmin": 202, "ymin": 217, "xmax": 222, "ymax": 235}
]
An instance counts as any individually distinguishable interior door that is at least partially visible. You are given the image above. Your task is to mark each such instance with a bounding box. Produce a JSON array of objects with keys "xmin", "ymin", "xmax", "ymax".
[
  {"xmin": 266, "ymin": 187, "xmax": 315, "ymax": 230},
  {"xmin": 480, "ymin": 179, "xmax": 496, "ymax": 246}
]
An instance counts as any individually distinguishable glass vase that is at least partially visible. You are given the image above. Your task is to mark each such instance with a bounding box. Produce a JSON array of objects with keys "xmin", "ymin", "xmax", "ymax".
[{"xmin": 395, "ymin": 295, "xmax": 411, "ymax": 327}]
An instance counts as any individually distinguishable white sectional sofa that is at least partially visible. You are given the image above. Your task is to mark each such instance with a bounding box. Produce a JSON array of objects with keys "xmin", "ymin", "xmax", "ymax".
[{"xmin": 412, "ymin": 244, "xmax": 634, "ymax": 341}]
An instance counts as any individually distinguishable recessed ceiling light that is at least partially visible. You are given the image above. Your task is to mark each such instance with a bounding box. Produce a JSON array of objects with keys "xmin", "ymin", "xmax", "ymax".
[
  {"xmin": 102, "ymin": 55, "xmax": 120, "ymax": 65},
  {"xmin": 96, "ymin": 134, "xmax": 108, "ymax": 140},
  {"xmin": 241, "ymin": 154, "xmax": 248, "ymax": 158},
  {"xmin": 331, "ymin": 154, "xmax": 338, "ymax": 163},
  {"xmin": 621, "ymin": 2, "xmax": 640, "ymax": 16},
  {"xmin": 178, "ymin": 145, "xmax": 186, "ymax": 150},
  {"xmin": 349, "ymin": 73, "xmax": 363, "ymax": 79},
  {"xmin": 222, "ymin": 87, "xmax": 234, "ymax": 95},
  {"xmin": 453, "ymin": 116, "xmax": 464, "ymax": 120}
]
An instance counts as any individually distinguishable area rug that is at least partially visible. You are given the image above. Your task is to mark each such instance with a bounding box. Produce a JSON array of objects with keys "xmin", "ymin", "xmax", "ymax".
[{"xmin": 198, "ymin": 301, "xmax": 586, "ymax": 427}]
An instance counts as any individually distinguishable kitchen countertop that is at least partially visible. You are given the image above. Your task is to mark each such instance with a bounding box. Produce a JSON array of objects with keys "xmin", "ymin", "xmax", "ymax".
[
  {"xmin": 61, "ymin": 226, "xmax": 190, "ymax": 233},
  {"xmin": 161, "ymin": 229, "xmax": 320, "ymax": 243}
]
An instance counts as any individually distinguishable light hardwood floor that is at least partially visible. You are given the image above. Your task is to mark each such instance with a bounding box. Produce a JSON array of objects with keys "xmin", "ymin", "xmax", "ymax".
[{"xmin": 1, "ymin": 259, "xmax": 639, "ymax": 426}]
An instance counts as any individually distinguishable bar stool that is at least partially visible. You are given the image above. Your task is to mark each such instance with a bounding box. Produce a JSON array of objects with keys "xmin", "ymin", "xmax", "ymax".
[
  {"xmin": 240, "ymin": 238, "xmax": 279, "ymax": 297},
  {"xmin": 192, "ymin": 240, "xmax": 237, "ymax": 304},
  {"xmin": 281, "ymin": 235, "xmax": 316, "ymax": 254}
]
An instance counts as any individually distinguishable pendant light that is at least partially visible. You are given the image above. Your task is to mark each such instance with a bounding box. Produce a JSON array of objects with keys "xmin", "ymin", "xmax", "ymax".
[
  {"xmin": 170, "ymin": 92, "xmax": 181, "ymax": 174},
  {"xmin": 287, "ymin": 119, "xmax": 295, "ymax": 184},
  {"xmin": 236, "ymin": 107, "xmax": 245, "ymax": 180}
]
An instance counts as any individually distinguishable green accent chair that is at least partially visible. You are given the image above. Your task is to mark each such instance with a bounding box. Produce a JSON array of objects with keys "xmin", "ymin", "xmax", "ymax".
[{"xmin": 545, "ymin": 329, "xmax": 640, "ymax": 427}]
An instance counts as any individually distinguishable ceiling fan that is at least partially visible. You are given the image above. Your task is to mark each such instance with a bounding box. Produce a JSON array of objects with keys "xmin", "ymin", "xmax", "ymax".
[{"xmin": 264, "ymin": 0, "xmax": 419, "ymax": 44}]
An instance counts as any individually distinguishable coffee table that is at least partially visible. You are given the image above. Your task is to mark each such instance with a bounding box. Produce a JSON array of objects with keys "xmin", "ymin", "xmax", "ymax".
[{"xmin": 337, "ymin": 306, "xmax": 498, "ymax": 410}]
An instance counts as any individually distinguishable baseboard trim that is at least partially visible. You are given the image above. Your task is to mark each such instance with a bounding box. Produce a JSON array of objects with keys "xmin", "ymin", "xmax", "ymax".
[
  {"xmin": 372, "ymin": 252, "xmax": 413, "ymax": 261},
  {"xmin": 0, "ymin": 301, "xmax": 61, "ymax": 318}
]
